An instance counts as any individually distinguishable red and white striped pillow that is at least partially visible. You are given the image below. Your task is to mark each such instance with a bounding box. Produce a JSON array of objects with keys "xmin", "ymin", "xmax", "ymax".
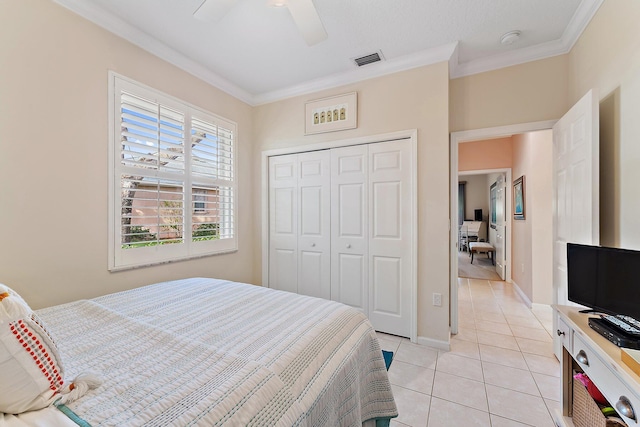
[{"xmin": 0, "ymin": 284, "xmax": 65, "ymax": 414}]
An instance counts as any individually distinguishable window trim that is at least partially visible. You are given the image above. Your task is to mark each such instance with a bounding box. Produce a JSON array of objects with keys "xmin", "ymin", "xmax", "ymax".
[{"xmin": 108, "ymin": 72, "xmax": 238, "ymax": 271}]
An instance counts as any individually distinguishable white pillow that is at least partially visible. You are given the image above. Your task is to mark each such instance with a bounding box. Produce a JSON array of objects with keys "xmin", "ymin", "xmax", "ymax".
[{"xmin": 0, "ymin": 284, "xmax": 65, "ymax": 414}]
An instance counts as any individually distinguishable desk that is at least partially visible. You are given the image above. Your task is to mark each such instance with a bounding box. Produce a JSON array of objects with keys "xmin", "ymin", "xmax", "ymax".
[{"xmin": 459, "ymin": 221, "xmax": 486, "ymax": 251}]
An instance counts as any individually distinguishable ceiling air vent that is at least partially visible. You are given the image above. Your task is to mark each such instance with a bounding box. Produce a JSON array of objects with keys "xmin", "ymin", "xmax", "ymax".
[{"xmin": 354, "ymin": 51, "xmax": 383, "ymax": 67}]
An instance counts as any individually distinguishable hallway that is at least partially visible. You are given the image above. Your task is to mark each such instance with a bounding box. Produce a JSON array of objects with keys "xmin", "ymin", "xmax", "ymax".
[
  {"xmin": 379, "ymin": 278, "xmax": 560, "ymax": 426},
  {"xmin": 458, "ymin": 249, "xmax": 501, "ymax": 281}
]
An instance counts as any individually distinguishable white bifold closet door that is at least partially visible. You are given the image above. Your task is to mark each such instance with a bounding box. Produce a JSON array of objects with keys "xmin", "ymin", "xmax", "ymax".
[
  {"xmin": 268, "ymin": 150, "xmax": 331, "ymax": 299},
  {"xmin": 331, "ymin": 141, "xmax": 411, "ymax": 336},
  {"xmin": 367, "ymin": 141, "xmax": 412, "ymax": 336},
  {"xmin": 331, "ymin": 145, "xmax": 369, "ymax": 313},
  {"xmin": 269, "ymin": 139, "xmax": 412, "ymax": 337}
]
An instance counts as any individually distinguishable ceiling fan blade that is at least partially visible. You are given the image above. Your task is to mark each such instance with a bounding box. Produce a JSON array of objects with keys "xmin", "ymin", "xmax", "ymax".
[
  {"xmin": 193, "ymin": 0, "xmax": 237, "ymax": 22},
  {"xmin": 286, "ymin": 0, "xmax": 328, "ymax": 46}
]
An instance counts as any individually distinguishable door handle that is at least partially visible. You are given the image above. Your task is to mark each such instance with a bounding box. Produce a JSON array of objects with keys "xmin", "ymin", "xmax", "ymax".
[
  {"xmin": 576, "ymin": 349, "xmax": 589, "ymax": 366},
  {"xmin": 616, "ymin": 396, "xmax": 636, "ymax": 422},
  {"xmin": 346, "ymin": 244, "xmax": 351, "ymax": 249},
  {"xmin": 311, "ymin": 243, "xmax": 316, "ymax": 247}
]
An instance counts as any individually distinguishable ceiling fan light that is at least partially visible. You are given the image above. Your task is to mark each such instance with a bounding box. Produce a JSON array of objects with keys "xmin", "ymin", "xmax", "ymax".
[{"xmin": 286, "ymin": 0, "xmax": 328, "ymax": 46}]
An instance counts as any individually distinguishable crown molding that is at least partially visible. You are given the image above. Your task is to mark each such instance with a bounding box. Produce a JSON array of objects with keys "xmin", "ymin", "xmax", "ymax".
[
  {"xmin": 450, "ymin": 38, "xmax": 568, "ymax": 78},
  {"xmin": 449, "ymin": 0, "xmax": 603, "ymax": 79},
  {"xmin": 52, "ymin": 0, "xmax": 255, "ymax": 105},
  {"xmin": 561, "ymin": 0, "xmax": 604, "ymax": 52},
  {"xmin": 53, "ymin": 0, "xmax": 602, "ymax": 105},
  {"xmin": 448, "ymin": 40, "xmax": 460, "ymax": 79},
  {"xmin": 253, "ymin": 42, "xmax": 458, "ymax": 105}
]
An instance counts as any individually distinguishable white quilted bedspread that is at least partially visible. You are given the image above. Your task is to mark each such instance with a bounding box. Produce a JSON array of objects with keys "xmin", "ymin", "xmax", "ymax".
[{"xmin": 34, "ymin": 278, "xmax": 397, "ymax": 426}]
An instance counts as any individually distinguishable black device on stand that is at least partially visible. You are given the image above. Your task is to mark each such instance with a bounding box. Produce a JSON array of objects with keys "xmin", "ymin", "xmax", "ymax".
[
  {"xmin": 568, "ymin": 243, "xmax": 640, "ymax": 348},
  {"xmin": 588, "ymin": 317, "xmax": 640, "ymax": 349}
]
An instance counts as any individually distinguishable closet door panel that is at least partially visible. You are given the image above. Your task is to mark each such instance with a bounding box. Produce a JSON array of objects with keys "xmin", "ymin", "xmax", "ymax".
[
  {"xmin": 372, "ymin": 182, "xmax": 401, "ymax": 238},
  {"xmin": 273, "ymin": 249, "xmax": 297, "ymax": 293},
  {"xmin": 339, "ymin": 184, "xmax": 365, "ymax": 236},
  {"xmin": 269, "ymin": 154, "xmax": 298, "ymax": 293},
  {"xmin": 368, "ymin": 140, "xmax": 412, "ymax": 336},
  {"xmin": 274, "ymin": 188, "xmax": 295, "ymax": 234},
  {"xmin": 331, "ymin": 145, "xmax": 368, "ymax": 313},
  {"xmin": 299, "ymin": 251, "xmax": 324, "ymax": 297},
  {"xmin": 300, "ymin": 186, "xmax": 322, "ymax": 235},
  {"xmin": 372, "ymin": 256, "xmax": 401, "ymax": 314},
  {"xmin": 298, "ymin": 150, "xmax": 331, "ymax": 299},
  {"xmin": 337, "ymin": 254, "xmax": 366, "ymax": 308}
]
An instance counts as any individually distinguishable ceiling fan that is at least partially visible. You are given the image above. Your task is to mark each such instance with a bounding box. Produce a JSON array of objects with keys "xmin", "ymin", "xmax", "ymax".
[{"xmin": 193, "ymin": 0, "xmax": 328, "ymax": 46}]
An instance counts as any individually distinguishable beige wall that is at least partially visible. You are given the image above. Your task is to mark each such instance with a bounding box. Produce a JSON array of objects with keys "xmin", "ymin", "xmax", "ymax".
[
  {"xmin": 511, "ymin": 131, "xmax": 553, "ymax": 305},
  {"xmin": 0, "ymin": 0, "xmax": 255, "ymax": 309},
  {"xmin": 568, "ymin": 0, "xmax": 640, "ymax": 250},
  {"xmin": 458, "ymin": 137, "xmax": 513, "ymax": 171},
  {"xmin": 254, "ymin": 63, "xmax": 451, "ymax": 344},
  {"xmin": 450, "ymin": 55, "xmax": 569, "ymax": 133},
  {"xmin": 529, "ymin": 130, "xmax": 553, "ymax": 304},
  {"xmin": 460, "ymin": 175, "xmax": 490, "ymax": 223},
  {"xmin": 511, "ymin": 136, "xmax": 532, "ymax": 300}
]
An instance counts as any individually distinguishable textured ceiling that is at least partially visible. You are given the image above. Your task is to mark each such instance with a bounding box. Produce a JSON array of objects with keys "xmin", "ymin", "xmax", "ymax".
[{"xmin": 53, "ymin": 0, "xmax": 602, "ymax": 104}]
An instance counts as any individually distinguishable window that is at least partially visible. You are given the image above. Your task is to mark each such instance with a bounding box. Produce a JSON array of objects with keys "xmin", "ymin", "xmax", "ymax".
[
  {"xmin": 109, "ymin": 74, "xmax": 237, "ymax": 270},
  {"xmin": 194, "ymin": 189, "xmax": 206, "ymax": 213}
]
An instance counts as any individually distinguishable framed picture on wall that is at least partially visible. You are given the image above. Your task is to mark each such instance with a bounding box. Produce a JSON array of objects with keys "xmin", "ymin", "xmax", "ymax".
[
  {"xmin": 305, "ymin": 92, "xmax": 357, "ymax": 135},
  {"xmin": 513, "ymin": 175, "xmax": 525, "ymax": 220}
]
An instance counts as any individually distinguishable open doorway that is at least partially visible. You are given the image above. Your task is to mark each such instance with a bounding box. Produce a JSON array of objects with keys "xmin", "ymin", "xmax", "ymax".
[
  {"xmin": 449, "ymin": 121, "xmax": 556, "ymax": 335},
  {"xmin": 457, "ymin": 171, "xmax": 509, "ymax": 282}
]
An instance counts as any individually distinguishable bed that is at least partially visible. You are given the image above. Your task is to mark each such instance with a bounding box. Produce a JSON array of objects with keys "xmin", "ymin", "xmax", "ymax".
[{"xmin": 0, "ymin": 278, "xmax": 397, "ymax": 426}]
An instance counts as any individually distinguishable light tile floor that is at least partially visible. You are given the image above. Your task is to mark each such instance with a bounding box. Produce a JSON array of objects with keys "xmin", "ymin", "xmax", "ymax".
[{"xmin": 378, "ymin": 278, "xmax": 560, "ymax": 427}]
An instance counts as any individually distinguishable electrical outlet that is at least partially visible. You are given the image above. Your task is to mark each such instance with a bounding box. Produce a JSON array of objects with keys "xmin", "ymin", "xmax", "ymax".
[
  {"xmin": 433, "ymin": 293, "xmax": 442, "ymax": 307},
  {"xmin": 521, "ymin": 263, "xmax": 525, "ymax": 273}
]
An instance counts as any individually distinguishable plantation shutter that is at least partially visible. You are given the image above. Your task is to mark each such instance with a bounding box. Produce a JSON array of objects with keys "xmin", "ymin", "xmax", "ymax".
[{"xmin": 110, "ymin": 74, "xmax": 237, "ymax": 270}]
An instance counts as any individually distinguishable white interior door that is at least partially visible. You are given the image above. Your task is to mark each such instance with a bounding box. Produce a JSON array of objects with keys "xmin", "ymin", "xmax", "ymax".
[
  {"xmin": 297, "ymin": 150, "xmax": 331, "ymax": 299},
  {"xmin": 495, "ymin": 173, "xmax": 507, "ymax": 280},
  {"xmin": 331, "ymin": 145, "xmax": 368, "ymax": 313},
  {"xmin": 552, "ymin": 89, "xmax": 599, "ymax": 357},
  {"xmin": 368, "ymin": 140, "xmax": 412, "ymax": 336},
  {"xmin": 269, "ymin": 154, "xmax": 298, "ymax": 293}
]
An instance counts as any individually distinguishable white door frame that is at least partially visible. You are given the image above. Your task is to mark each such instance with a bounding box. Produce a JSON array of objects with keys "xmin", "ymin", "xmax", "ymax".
[
  {"xmin": 261, "ymin": 129, "xmax": 418, "ymax": 343},
  {"xmin": 450, "ymin": 121, "xmax": 556, "ymax": 335}
]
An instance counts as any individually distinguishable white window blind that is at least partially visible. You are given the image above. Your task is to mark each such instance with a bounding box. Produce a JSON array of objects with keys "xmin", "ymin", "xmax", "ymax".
[{"xmin": 109, "ymin": 74, "xmax": 237, "ymax": 270}]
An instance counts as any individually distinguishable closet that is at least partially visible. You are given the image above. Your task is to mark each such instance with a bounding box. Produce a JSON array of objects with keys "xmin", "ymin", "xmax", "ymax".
[{"xmin": 268, "ymin": 138, "xmax": 413, "ymax": 338}]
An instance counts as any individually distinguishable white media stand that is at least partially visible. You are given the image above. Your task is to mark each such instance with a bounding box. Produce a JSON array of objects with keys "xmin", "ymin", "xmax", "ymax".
[{"xmin": 554, "ymin": 305, "xmax": 640, "ymax": 426}]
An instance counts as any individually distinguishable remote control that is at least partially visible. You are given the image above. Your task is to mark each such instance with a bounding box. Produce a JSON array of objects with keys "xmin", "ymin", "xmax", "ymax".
[
  {"xmin": 617, "ymin": 314, "xmax": 640, "ymax": 329},
  {"xmin": 601, "ymin": 314, "xmax": 640, "ymax": 336}
]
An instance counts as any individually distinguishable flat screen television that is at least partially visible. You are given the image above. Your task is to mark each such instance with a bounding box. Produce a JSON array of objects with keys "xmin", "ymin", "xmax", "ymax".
[{"xmin": 567, "ymin": 243, "xmax": 640, "ymax": 320}]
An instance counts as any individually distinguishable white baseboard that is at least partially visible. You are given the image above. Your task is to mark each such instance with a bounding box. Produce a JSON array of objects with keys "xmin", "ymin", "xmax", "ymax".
[
  {"xmin": 531, "ymin": 302, "xmax": 552, "ymax": 312},
  {"xmin": 417, "ymin": 336, "xmax": 450, "ymax": 351},
  {"xmin": 510, "ymin": 280, "xmax": 533, "ymax": 309}
]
